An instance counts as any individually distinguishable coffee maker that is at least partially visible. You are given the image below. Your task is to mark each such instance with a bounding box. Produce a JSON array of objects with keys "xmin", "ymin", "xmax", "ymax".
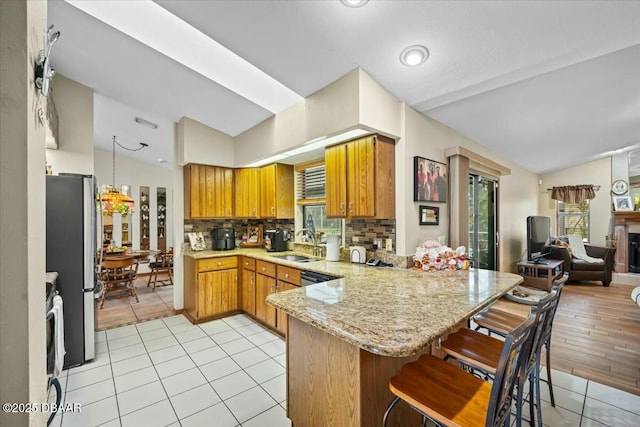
[
  {"xmin": 265, "ymin": 229, "xmax": 288, "ymax": 252},
  {"xmin": 211, "ymin": 228, "xmax": 235, "ymax": 250}
]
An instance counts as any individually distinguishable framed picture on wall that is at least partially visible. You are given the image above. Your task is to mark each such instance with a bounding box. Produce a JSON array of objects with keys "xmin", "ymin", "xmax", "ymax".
[
  {"xmin": 419, "ymin": 205, "xmax": 440, "ymax": 225},
  {"xmin": 244, "ymin": 224, "xmax": 263, "ymax": 247},
  {"xmin": 613, "ymin": 196, "xmax": 633, "ymax": 212},
  {"xmin": 414, "ymin": 156, "xmax": 447, "ymax": 203}
]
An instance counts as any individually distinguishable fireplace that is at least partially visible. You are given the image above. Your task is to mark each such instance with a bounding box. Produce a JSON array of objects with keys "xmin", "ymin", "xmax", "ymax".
[{"xmin": 629, "ymin": 233, "xmax": 640, "ymax": 273}]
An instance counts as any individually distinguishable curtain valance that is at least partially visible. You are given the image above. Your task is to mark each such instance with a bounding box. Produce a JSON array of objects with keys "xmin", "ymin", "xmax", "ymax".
[{"xmin": 550, "ymin": 185, "xmax": 597, "ymax": 203}]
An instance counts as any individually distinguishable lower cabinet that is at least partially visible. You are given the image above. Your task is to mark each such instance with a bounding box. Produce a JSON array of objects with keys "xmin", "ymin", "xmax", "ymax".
[
  {"xmin": 256, "ymin": 272, "xmax": 277, "ymax": 328},
  {"xmin": 241, "ymin": 269, "xmax": 256, "ymax": 316},
  {"xmin": 276, "ymin": 281, "xmax": 297, "ymax": 335},
  {"xmin": 184, "ymin": 256, "xmax": 239, "ymax": 323},
  {"xmin": 197, "ymin": 270, "xmax": 239, "ymax": 318}
]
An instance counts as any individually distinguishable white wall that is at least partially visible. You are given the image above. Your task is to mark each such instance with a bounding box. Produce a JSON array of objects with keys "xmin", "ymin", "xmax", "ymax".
[
  {"xmin": 94, "ymin": 148, "xmax": 174, "ymax": 252},
  {"xmin": 539, "ymin": 157, "xmax": 612, "ymax": 246},
  {"xmin": 177, "ymin": 116, "xmax": 234, "ymax": 166},
  {"xmin": 399, "ymin": 104, "xmax": 540, "ymax": 270},
  {"xmin": 0, "ymin": 0, "xmax": 47, "ymax": 424},
  {"xmin": 46, "ymin": 74, "xmax": 94, "ymax": 175}
]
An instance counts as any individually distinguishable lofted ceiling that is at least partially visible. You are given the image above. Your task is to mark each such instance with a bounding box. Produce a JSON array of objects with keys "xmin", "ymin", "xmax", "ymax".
[{"xmin": 48, "ymin": 0, "xmax": 640, "ymax": 174}]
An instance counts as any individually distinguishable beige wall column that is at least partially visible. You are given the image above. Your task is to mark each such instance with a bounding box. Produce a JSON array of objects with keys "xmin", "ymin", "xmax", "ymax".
[
  {"xmin": 448, "ymin": 154, "xmax": 470, "ymax": 249},
  {"xmin": 0, "ymin": 0, "xmax": 48, "ymax": 425}
]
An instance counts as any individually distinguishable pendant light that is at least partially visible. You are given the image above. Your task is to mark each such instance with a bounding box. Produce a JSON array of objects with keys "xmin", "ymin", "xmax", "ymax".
[{"xmin": 99, "ymin": 136, "xmax": 148, "ymax": 215}]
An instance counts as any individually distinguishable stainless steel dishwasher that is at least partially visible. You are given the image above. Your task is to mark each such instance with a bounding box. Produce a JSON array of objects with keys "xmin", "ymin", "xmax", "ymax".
[{"xmin": 300, "ymin": 270, "xmax": 337, "ymax": 287}]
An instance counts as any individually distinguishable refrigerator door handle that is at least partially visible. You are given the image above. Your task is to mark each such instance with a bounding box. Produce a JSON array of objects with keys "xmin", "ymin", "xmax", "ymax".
[{"xmin": 83, "ymin": 288, "xmax": 95, "ymax": 293}]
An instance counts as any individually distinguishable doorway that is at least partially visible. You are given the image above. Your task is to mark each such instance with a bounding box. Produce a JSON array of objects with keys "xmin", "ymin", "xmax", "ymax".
[{"xmin": 468, "ymin": 174, "xmax": 498, "ymax": 270}]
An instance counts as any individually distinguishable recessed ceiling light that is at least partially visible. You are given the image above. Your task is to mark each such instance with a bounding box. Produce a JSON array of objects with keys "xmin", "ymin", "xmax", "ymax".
[
  {"xmin": 340, "ymin": 0, "xmax": 369, "ymax": 8},
  {"xmin": 135, "ymin": 116, "xmax": 159, "ymax": 129},
  {"xmin": 399, "ymin": 45, "xmax": 429, "ymax": 67}
]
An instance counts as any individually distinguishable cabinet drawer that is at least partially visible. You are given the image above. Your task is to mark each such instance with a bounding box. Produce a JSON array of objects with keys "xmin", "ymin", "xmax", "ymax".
[
  {"xmin": 241, "ymin": 257, "xmax": 256, "ymax": 271},
  {"xmin": 277, "ymin": 265, "xmax": 301, "ymax": 285},
  {"xmin": 256, "ymin": 260, "xmax": 276, "ymax": 278},
  {"xmin": 198, "ymin": 256, "xmax": 238, "ymax": 272}
]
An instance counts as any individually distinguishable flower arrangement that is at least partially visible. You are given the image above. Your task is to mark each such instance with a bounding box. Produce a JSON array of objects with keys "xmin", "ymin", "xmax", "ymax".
[{"xmin": 413, "ymin": 245, "xmax": 469, "ymax": 272}]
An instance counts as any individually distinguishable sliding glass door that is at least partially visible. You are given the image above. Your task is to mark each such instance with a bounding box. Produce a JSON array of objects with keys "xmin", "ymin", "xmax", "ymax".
[{"xmin": 468, "ymin": 174, "xmax": 498, "ymax": 270}]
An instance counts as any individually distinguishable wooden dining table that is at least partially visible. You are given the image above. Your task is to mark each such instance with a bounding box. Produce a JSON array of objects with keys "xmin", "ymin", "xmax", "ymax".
[{"xmin": 102, "ymin": 249, "xmax": 160, "ymax": 262}]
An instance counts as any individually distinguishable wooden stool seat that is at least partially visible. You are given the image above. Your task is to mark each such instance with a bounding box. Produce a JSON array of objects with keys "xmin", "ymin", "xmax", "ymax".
[
  {"xmin": 474, "ymin": 308, "xmax": 526, "ymax": 336},
  {"xmin": 441, "ymin": 328, "xmax": 502, "ymax": 374},
  {"xmin": 389, "ymin": 355, "xmax": 493, "ymax": 427},
  {"xmin": 383, "ymin": 314, "xmax": 536, "ymax": 427}
]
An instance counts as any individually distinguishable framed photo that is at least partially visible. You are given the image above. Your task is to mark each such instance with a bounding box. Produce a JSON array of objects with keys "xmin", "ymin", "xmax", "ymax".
[
  {"xmin": 414, "ymin": 156, "xmax": 447, "ymax": 203},
  {"xmin": 613, "ymin": 196, "xmax": 633, "ymax": 211},
  {"xmin": 244, "ymin": 224, "xmax": 263, "ymax": 247},
  {"xmin": 419, "ymin": 205, "xmax": 440, "ymax": 225}
]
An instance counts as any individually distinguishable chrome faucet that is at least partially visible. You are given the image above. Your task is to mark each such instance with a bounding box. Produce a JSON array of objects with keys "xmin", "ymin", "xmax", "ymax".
[{"xmin": 297, "ymin": 228, "xmax": 322, "ymax": 257}]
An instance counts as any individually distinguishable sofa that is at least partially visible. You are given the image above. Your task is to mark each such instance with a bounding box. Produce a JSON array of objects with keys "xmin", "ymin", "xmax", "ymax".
[{"xmin": 547, "ymin": 244, "xmax": 616, "ymax": 287}]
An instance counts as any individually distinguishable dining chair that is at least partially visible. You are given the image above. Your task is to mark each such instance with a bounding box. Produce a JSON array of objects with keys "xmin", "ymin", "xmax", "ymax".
[
  {"xmin": 98, "ymin": 256, "xmax": 139, "ymax": 308},
  {"xmin": 147, "ymin": 248, "xmax": 173, "ymax": 291},
  {"xmin": 382, "ymin": 313, "xmax": 535, "ymax": 427}
]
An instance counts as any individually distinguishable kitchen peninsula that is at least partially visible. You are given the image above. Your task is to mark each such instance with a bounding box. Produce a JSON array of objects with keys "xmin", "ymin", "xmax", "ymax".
[{"xmin": 267, "ymin": 267, "xmax": 523, "ymax": 427}]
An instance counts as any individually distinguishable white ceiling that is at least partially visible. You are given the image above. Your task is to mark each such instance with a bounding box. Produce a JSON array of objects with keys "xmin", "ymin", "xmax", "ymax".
[{"xmin": 48, "ymin": 0, "xmax": 640, "ymax": 174}]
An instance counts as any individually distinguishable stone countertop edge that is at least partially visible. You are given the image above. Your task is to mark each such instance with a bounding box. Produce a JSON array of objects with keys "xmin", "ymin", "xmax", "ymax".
[{"xmin": 184, "ymin": 249, "xmax": 523, "ymax": 357}]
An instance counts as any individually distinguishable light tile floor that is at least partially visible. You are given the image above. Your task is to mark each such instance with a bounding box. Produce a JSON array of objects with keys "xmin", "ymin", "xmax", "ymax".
[
  {"xmin": 50, "ymin": 313, "xmax": 640, "ymax": 427},
  {"xmin": 52, "ymin": 314, "xmax": 290, "ymax": 427}
]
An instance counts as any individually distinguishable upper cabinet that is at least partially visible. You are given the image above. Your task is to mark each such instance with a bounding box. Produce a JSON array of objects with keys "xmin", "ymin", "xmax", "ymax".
[
  {"xmin": 234, "ymin": 168, "xmax": 261, "ymax": 218},
  {"xmin": 325, "ymin": 134, "xmax": 395, "ymax": 219},
  {"xmin": 260, "ymin": 163, "xmax": 294, "ymax": 219},
  {"xmin": 184, "ymin": 164, "xmax": 233, "ymax": 219}
]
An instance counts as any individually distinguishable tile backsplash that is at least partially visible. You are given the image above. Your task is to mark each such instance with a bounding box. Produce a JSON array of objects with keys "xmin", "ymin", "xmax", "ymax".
[
  {"xmin": 184, "ymin": 219, "xmax": 294, "ymax": 248},
  {"xmin": 345, "ymin": 219, "xmax": 395, "ymax": 251}
]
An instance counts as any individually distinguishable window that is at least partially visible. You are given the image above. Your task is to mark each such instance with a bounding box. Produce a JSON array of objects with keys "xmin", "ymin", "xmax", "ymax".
[
  {"xmin": 302, "ymin": 205, "xmax": 343, "ymax": 244},
  {"xmin": 295, "ymin": 161, "xmax": 343, "ymax": 244},
  {"xmin": 557, "ymin": 200, "xmax": 590, "ymax": 241}
]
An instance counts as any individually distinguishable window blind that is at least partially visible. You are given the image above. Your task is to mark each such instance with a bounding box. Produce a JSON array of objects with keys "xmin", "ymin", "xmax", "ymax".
[{"xmin": 296, "ymin": 165, "xmax": 325, "ymax": 201}]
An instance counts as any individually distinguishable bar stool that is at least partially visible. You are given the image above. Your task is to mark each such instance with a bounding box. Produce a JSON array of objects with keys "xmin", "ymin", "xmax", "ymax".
[
  {"xmin": 382, "ymin": 314, "xmax": 535, "ymax": 427},
  {"xmin": 441, "ymin": 290, "xmax": 558, "ymax": 427},
  {"xmin": 474, "ymin": 275, "xmax": 568, "ymax": 407}
]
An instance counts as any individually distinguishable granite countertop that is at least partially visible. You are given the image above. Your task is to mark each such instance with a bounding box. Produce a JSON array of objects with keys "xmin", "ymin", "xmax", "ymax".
[{"xmin": 184, "ymin": 248, "xmax": 523, "ymax": 357}]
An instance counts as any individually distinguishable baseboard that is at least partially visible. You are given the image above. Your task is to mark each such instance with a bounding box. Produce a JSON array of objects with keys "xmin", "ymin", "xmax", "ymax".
[
  {"xmin": 612, "ymin": 272, "xmax": 640, "ymax": 286},
  {"xmin": 174, "ymin": 308, "xmax": 184, "ymax": 315}
]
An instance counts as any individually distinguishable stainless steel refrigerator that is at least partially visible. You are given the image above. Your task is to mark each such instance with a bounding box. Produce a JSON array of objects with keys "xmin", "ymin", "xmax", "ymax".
[{"xmin": 46, "ymin": 174, "xmax": 96, "ymax": 368}]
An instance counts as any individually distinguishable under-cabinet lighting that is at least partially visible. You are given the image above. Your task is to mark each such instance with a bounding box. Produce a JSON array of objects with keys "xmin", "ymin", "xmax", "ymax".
[
  {"xmin": 65, "ymin": 0, "xmax": 303, "ymax": 113},
  {"xmin": 242, "ymin": 128, "xmax": 371, "ymax": 167}
]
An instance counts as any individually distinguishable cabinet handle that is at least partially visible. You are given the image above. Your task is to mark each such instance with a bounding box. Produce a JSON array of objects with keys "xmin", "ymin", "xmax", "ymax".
[
  {"xmin": 217, "ymin": 262, "xmax": 222, "ymax": 266},
  {"xmin": 262, "ymin": 267, "xmax": 266, "ymax": 271},
  {"xmin": 284, "ymin": 273, "xmax": 289, "ymax": 278}
]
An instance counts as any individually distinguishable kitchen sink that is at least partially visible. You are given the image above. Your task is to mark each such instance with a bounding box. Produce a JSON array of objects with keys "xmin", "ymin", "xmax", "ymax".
[{"xmin": 270, "ymin": 254, "xmax": 317, "ymax": 263}]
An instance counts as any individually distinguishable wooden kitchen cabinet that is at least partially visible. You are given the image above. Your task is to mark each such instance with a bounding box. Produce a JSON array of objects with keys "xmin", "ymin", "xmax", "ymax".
[
  {"xmin": 240, "ymin": 257, "xmax": 256, "ymax": 316},
  {"xmin": 325, "ymin": 134, "xmax": 395, "ymax": 219},
  {"xmin": 184, "ymin": 256, "xmax": 239, "ymax": 323},
  {"xmin": 255, "ymin": 260, "xmax": 277, "ymax": 328},
  {"xmin": 275, "ymin": 264, "xmax": 301, "ymax": 336},
  {"xmin": 260, "ymin": 163, "xmax": 294, "ymax": 219},
  {"xmin": 184, "ymin": 164, "xmax": 234, "ymax": 219},
  {"xmin": 234, "ymin": 168, "xmax": 260, "ymax": 218}
]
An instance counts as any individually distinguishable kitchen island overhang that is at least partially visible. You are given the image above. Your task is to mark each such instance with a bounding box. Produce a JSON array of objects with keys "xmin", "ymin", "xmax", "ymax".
[{"xmin": 267, "ymin": 268, "xmax": 523, "ymax": 427}]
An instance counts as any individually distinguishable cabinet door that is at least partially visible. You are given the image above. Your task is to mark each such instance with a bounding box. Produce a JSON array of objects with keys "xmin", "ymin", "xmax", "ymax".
[
  {"xmin": 260, "ymin": 164, "xmax": 276, "ymax": 218},
  {"xmin": 187, "ymin": 164, "xmax": 206, "ymax": 218},
  {"xmin": 255, "ymin": 273, "xmax": 277, "ymax": 327},
  {"xmin": 234, "ymin": 168, "xmax": 260, "ymax": 218},
  {"xmin": 276, "ymin": 281, "xmax": 297, "ymax": 336},
  {"xmin": 197, "ymin": 270, "xmax": 237, "ymax": 319},
  {"xmin": 197, "ymin": 271, "xmax": 223, "ymax": 318},
  {"xmin": 205, "ymin": 166, "xmax": 233, "ymax": 218},
  {"xmin": 219, "ymin": 269, "xmax": 239, "ymax": 312},
  {"xmin": 274, "ymin": 164, "xmax": 294, "ymax": 219},
  {"xmin": 242, "ymin": 269, "xmax": 256, "ymax": 316},
  {"xmin": 346, "ymin": 136, "xmax": 375, "ymax": 217},
  {"xmin": 325, "ymin": 143, "xmax": 347, "ymax": 217}
]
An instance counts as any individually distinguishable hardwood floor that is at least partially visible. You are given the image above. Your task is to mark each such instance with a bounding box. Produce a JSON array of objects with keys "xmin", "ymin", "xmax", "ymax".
[
  {"xmin": 96, "ymin": 274, "xmax": 174, "ymax": 330},
  {"xmin": 549, "ymin": 282, "xmax": 640, "ymax": 396}
]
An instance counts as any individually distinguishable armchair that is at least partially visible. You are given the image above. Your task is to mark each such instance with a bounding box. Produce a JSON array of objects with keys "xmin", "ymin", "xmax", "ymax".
[{"xmin": 547, "ymin": 244, "xmax": 615, "ymax": 287}]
